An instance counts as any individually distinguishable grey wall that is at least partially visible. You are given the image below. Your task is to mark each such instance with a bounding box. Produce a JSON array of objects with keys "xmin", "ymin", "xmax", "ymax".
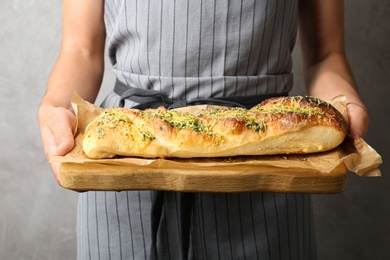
[{"xmin": 0, "ymin": 0, "xmax": 388, "ymax": 259}]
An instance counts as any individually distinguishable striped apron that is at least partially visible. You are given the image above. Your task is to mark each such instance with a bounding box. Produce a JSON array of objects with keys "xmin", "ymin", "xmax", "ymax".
[{"xmin": 77, "ymin": 0, "xmax": 317, "ymax": 259}]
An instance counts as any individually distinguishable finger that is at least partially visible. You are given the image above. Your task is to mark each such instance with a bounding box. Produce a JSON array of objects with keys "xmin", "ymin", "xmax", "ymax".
[
  {"xmin": 346, "ymin": 102, "xmax": 369, "ymax": 139},
  {"xmin": 54, "ymin": 124, "xmax": 75, "ymax": 156},
  {"xmin": 43, "ymin": 109, "xmax": 76, "ymax": 156},
  {"xmin": 349, "ymin": 120, "xmax": 368, "ymax": 139},
  {"xmin": 49, "ymin": 161, "xmax": 62, "ymax": 185},
  {"xmin": 40, "ymin": 124, "xmax": 63, "ymax": 182},
  {"xmin": 40, "ymin": 122, "xmax": 60, "ymax": 160}
]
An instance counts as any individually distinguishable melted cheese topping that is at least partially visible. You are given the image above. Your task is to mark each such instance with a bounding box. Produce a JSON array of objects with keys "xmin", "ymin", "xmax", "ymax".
[
  {"xmin": 142, "ymin": 107, "xmax": 267, "ymax": 134},
  {"xmin": 252, "ymin": 96, "xmax": 326, "ymax": 115},
  {"xmin": 87, "ymin": 96, "xmax": 332, "ymax": 142}
]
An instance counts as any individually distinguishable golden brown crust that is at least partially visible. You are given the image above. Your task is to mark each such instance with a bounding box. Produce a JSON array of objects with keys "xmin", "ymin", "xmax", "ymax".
[{"xmin": 82, "ymin": 96, "xmax": 347, "ymax": 158}]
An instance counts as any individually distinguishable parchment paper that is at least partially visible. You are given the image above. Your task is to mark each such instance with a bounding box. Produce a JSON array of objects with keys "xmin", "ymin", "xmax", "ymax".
[{"xmin": 52, "ymin": 92, "xmax": 382, "ymax": 177}]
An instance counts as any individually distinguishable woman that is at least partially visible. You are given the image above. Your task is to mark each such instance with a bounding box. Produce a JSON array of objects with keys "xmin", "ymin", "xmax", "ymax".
[{"xmin": 38, "ymin": 0, "xmax": 369, "ymax": 259}]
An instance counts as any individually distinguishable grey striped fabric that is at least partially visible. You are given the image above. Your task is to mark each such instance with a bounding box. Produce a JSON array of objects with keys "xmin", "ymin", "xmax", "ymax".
[
  {"xmin": 104, "ymin": 0, "xmax": 297, "ymax": 100},
  {"xmin": 78, "ymin": 190, "xmax": 315, "ymax": 259},
  {"xmin": 77, "ymin": 0, "xmax": 317, "ymax": 259}
]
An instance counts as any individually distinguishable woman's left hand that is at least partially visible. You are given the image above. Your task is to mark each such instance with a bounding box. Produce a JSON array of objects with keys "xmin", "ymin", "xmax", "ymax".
[{"xmin": 346, "ymin": 101, "xmax": 369, "ymax": 139}]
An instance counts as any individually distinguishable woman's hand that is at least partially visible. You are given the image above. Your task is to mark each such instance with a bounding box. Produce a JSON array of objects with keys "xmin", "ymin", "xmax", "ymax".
[
  {"xmin": 346, "ymin": 101, "xmax": 369, "ymax": 139},
  {"xmin": 38, "ymin": 103, "xmax": 76, "ymax": 183}
]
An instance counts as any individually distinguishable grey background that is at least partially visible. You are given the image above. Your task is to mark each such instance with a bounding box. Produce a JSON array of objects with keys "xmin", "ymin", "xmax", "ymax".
[{"xmin": 0, "ymin": 0, "xmax": 388, "ymax": 259}]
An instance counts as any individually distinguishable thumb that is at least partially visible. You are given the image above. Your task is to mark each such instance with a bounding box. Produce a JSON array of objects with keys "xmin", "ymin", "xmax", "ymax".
[
  {"xmin": 346, "ymin": 102, "xmax": 369, "ymax": 139},
  {"xmin": 42, "ymin": 112, "xmax": 76, "ymax": 158},
  {"xmin": 55, "ymin": 130, "xmax": 75, "ymax": 156}
]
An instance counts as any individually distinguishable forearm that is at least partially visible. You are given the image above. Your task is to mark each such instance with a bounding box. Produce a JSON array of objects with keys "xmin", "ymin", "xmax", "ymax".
[
  {"xmin": 303, "ymin": 51, "xmax": 364, "ymax": 105},
  {"xmin": 298, "ymin": 0, "xmax": 359, "ymax": 103},
  {"xmin": 41, "ymin": 0, "xmax": 105, "ymax": 110},
  {"xmin": 42, "ymin": 48, "xmax": 104, "ymax": 110}
]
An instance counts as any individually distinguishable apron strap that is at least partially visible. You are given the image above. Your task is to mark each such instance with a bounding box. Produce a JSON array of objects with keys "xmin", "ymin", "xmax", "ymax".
[{"xmin": 114, "ymin": 79, "xmax": 288, "ymax": 110}]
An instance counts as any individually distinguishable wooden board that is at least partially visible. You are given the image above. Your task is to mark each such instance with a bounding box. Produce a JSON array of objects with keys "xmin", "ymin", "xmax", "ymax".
[{"xmin": 60, "ymin": 161, "xmax": 347, "ymax": 193}]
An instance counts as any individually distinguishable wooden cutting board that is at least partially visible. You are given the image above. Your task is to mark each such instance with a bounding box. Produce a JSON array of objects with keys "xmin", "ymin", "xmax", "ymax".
[{"xmin": 59, "ymin": 159, "xmax": 347, "ymax": 193}]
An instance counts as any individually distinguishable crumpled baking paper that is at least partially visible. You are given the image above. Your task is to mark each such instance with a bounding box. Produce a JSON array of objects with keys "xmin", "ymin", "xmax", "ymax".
[{"xmin": 52, "ymin": 93, "xmax": 382, "ymax": 178}]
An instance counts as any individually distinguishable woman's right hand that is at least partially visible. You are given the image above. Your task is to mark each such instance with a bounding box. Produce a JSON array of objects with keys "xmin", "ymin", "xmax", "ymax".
[{"xmin": 38, "ymin": 103, "xmax": 76, "ymax": 183}]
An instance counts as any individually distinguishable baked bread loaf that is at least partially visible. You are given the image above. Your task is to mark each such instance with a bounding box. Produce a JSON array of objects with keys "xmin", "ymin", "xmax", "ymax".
[{"xmin": 82, "ymin": 96, "xmax": 347, "ymax": 159}]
